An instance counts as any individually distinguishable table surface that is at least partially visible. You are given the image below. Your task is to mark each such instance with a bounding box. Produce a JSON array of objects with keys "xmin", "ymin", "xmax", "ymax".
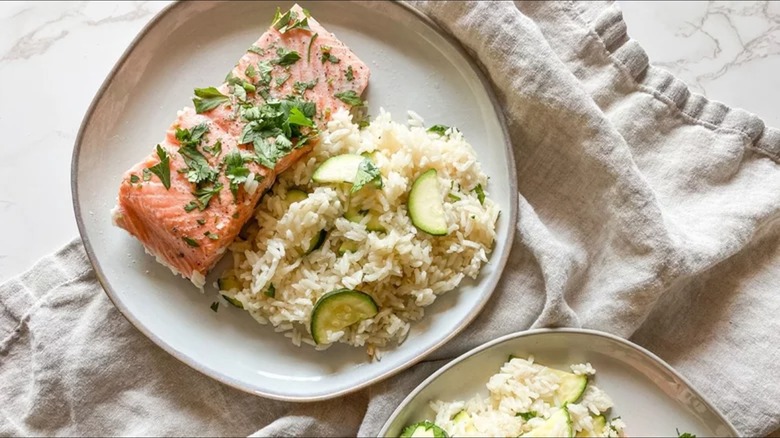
[{"xmin": 1, "ymin": 0, "xmax": 779, "ymax": 282}]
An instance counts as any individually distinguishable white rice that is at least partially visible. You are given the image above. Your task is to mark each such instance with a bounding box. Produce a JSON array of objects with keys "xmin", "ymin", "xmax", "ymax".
[
  {"xmin": 221, "ymin": 108, "xmax": 499, "ymax": 355},
  {"xmin": 430, "ymin": 356, "xmax": 626, "ymax": 437}
]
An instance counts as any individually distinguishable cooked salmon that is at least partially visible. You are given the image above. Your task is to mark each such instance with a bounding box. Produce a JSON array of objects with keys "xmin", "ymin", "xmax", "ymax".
[{"xmin": 111, "ymin": 5, "xmax": 370, "ymax": 286}]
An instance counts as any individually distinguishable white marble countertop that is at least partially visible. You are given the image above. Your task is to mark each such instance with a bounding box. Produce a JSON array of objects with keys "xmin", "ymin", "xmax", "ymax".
[{"xmin": 1, "ymin": 0, "xmax": 779, "ymax": 281}]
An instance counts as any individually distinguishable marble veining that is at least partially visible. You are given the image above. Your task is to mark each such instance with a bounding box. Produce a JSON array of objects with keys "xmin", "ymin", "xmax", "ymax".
[{"xmin": 0, "ymin": 1, "xmax": 778, "ymax": 280}]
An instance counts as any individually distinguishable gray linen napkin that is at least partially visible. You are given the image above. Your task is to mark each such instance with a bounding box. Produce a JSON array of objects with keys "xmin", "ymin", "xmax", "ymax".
[{"xmin": 2, "ymin": 1, "xmax": 779, "ymax": 436}]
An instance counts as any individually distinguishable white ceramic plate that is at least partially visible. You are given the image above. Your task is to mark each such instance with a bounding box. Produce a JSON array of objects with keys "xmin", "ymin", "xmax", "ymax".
[
  {"xmin": 72, "ymin": 1, "xmax": 516, "ymax": 400},
  {"xmin": 379, "ymin": 329, "xmax": 738, "ymax": 437}
]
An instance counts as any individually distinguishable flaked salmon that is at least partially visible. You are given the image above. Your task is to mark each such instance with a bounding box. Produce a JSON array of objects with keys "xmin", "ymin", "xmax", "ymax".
[{"xmin": 112, "ymin": 5, "xmax": 370, "ymax": 286}]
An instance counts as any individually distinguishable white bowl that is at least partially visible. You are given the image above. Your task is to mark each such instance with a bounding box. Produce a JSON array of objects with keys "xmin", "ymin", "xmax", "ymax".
[{"xmin": 72, "ymin": 1, "xmax": 517, "ymax": 401}]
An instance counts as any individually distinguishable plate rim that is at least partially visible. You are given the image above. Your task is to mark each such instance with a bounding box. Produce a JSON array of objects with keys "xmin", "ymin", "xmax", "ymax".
[
  {"xmin": 377, "ymin": 328, "xmax": 739, "ymax": 436},
  {"xmin": 70, "ymin": 0, "xmax": 519, "ymax": 401}
]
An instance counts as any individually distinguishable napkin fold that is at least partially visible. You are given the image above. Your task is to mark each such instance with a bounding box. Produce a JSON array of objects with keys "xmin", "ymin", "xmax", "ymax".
[{"xmin": 2, "ymin": 1, "xmax": 779, "ymax": 436}]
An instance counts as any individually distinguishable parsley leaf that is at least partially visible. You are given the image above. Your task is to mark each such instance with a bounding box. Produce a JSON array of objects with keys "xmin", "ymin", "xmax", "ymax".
[
  {"xmin": 204, "ymin": 231, "xmax": 219, "ymax": 240},
  {"xmin": 192, "ymin": 87, "xmax": 230, "ymax": 113},
  {"xmin": 352, "ymin": 158, "xmax": 382, "ymax": 193},
  {"xmin": 264, "ymin": 283, "xmax": 276, "ymax": 298},
  {"xmin": 256, "ymin": 60, "xmax": 273, "ymax": 86},
  {"xmin": 427, "ymin": 124, "xmax": 450, "ymax": 136},
  {"xmin": 272, "ymin": 47, "xmax": 301, "ymax": 66},
  {"xmin": 247, "ymin": 45, "xmax": 264, "ymax": 55},
  {"xmin": 320, "ymin": 45, "xmax": 339, "ymax": 64},
  {"xmin": 204, "ymin": 139, "xmax": 222, "ymax": 157},
  {"xmin": 223, "ymin": 151, "xmax": 251, "ymax": 196},
  {"xmin": 129, "ymin": 174, "xmax": 140, "ymax": 184},
  {"xmin": 272, "ymin": 7, "xmax": 311, "ymax": 34},
  {"xmin": 516, "ymin": 411, "xmax": 537, "ymax": 421},
  {"xmin": 293, "ymin": 79, "xmax": 318, "ymax": 95},
  {"xmin": 179, "ymin": 145, "xmax": 217, "ymax": 185},
  {"xmin": 334, "ymin": 90, "xmax": 363, "ymax": 106},
  {"xmin": 473, "ymin": 184, "xmax": 485, "ymax": 205},
  {"xmin": 210, "ymin": 301, "xmax": 219, "ymax": 312},
  {"xmin": 346, "ymin": 65, "xmax": 354, "ymax": 81},
  {"xmin": 147, "ymin": 145, "xmax": 171, "ymax": 189},
  {"xmin": 182, "ymin": 236, "xmax": 200, "ymax": 247},
  {"xmin": 193, "ymin": 183, "xmax": 223, "ymax": 211},
  {"xmin": 253, "ymin": 135, "xmax": 293, "ymax": 168},
  {"xmin": 307, "ymin": 33, "xmax": 318, "ymax": 63},
  {"xmin": 175, "ymin": 123, "xmax": 209, "ymax": 148},
  {"xmin": 288, "ymin": 107, "xmax": 314, "ymax": 127}
]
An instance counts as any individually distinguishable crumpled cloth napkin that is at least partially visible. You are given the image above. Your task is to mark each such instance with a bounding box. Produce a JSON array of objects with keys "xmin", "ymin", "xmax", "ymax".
[{"xmin": 2, "ymin": 1, "xmax": 779, "ymax": 436}]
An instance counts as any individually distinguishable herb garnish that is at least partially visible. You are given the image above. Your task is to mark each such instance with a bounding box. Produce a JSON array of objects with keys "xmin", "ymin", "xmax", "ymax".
[
  {"xmin": 352, "ymin": 158, "xmax": 382, "ymax": 193},
  {"xmin": 307, "ymin": 33, "xmax": 318, "ymax": 63},
  {"xmin": 293, "ymin": 79, "xmax": 318, "ymax": 95},
  {"xmin": 240, "ymin": 98, "xmax": 317, "ymax": 168},
  {"xmin": 147, "ymin": 145, "xmax": 171, "ymax": 189},
  {"xmin": 223, "ymin": 151, "xmax": 251, "ymax": 196},
  {"xmin": 320, "ymin": 45, "xmax": 339, "ymax": 64},
  {"xmin": 275, "ymin": 73, "xmax": 290, "ymax": 87},
  {"xmin": 473, "ymin": 184, "xmax": 485, "ymax": 205},
  {"xmin": 142, "ymin": 168, "xmax": 152, "ymax": 181},
  {"xmin": 204, "ymin": 139, "xmax": 222, "ymax": 157},
  {"xmin": 516, "ymin": 411, "xmax": 537, "ymax": 421},
  {"xmin": 178, "ymin": 145, "xmax": 218, "ymax": 185},
  {"xmin": 196, "ymin": 218, "xmax": 206, "ymax": 225},
  {"xmin": 271, "ymin": 7, "xmax": 311, "ymax": 34},
  {"xmin": 210, "ymin": 301, "xmax": 219, "ymax": 312},
  {"xmin": 129, "ymin": 174, "xmax": 140, "ymax": 184},
  {"xmin": 182, "ymin": 236, "xmax": 200, "ymax": 247},
  {"xmin": 245, "ymin": 64, "xmax": 257, "ymax": 78},
  {"xmin": 427, "ymin": 124, "xmax": 450, "ymax": 136},
  {"xmin": 193, "ymin": 87, "xmax": 230, "ymax": 114},
  {"xmin": 272, "ymin": 47, "xmax": 301, "ymax": 66},
  {"xmin": 193, "ymin": 183, "xmax": 223, "ymax": 210},
  {"xmin": 247, "ymin": 45, "xmax": 264, "ymax": 55},
  {"xmin": 204, "ymin": 231, "xmax": 219, "ymax": 240},
  {"xmin": 256, "ymin": 60, "xmax": 273, "ymax": 86},
  {"xmin": 346, "ymin": 65, "xmax": 354, "ymax": 81},
  {"xmin": 184, "ymin": 201, "xmax": 198, "ymax": 212},
  {"xmin": 264, "ymin": 283, "xmax": 276, "ymax": 298},
  {"xmin": 334, "ymin": 90, "xmax": 363, "ymax": 106}
]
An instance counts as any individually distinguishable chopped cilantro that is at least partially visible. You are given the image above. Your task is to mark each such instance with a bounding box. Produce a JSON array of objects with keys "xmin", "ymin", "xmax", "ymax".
[
  {"xmin": 196, "ymin": 218, "xmax": 206, "ymax": 225},
  {"xmin": 247, "ymin": 45, "xmax": 264, "ymax": 55},
  {"xmin": 427, "ymin": 124, "xmax": 450, "ymax": 136},
  {"xmin": 264, "ymin": 283, "xmax": 276, "ymax": 298},
  {"xmin": 204, "ymin": 231, "xmax": 219, "ymax": 240},
  {"xmin": 182, "ymin": 236, "xmax": 200, "ymax": 247},
  {"xmin": 142, "ymin": 168, "xmax": 152, "ymax": 181},
  {"xmin": 253, "ymin": 136, "xmax": 292, "ymax": 168},
  {"xmin": 334, "ymin": 90, "xmax": 363, "ymax": 106},
  {"xmin": 352, "ymin": 158, "xmax": 382, "ymax": 193},
  {"xmin": 293, "ymin": 79, "xmax": 318, "ymax": 95},
  {"xmin": 288, "ymin": 107, "xmax": 314, "ymax": 127},
  {"xmin": 245, "ymin": 64, "xmax": 257, "ymax": 78},
  {"xmin": 129, "ymin": 174, "xmax": 140, "ymax": 184},
  {"xmin": 272, "ymin": 47, "xmax": 301, "ymax": 66},
  {"xmin": 320, "ymin": 45, "xmax": 339, "ymax": 64},
  {"xmin": 204, "ymin": 139, "xmax": 222, "ymax": 157},
  {"xmin": 210, "ymin": 301, "xmax": 219, "ymax": 312},
  {"xmin": 193, "ymin": 183, "xmax": 223, "ymax": 210},
  {"xmin": 184, "ymin": 201, "xmax": 198, "ymax": 212},
  {"xmin": 256, "ymin": 60, "xmax": 273, "ymax": 85},
  {"xmin": 473, "ymin": 184, "xmax": 485, "ymax": 205},
  {"xmin": 147, "ymin": 145, "xmax": 171, "ymax": 189},
  {"xmin": 346, "ymin": 65, "xmax": 354, "ymax": 81},
  {"xmin": 307, "ymin": 33, "xmax": 318, "ymax": 63},
  {"xmin": 192, "ymin": 87, "xmax": 230, "ymax": 114},
  {"xmin": 275, "ymin": 73, "xmax": 290, "ymax": 87},
  {"xmin": 516, "ymin": 411, "xmax": 537, "ymax": 421},
  {"xmin": 175, "ymin": 123, "xmax": 209, "ymax": 148},
  {"xmin": 176, "ymin": 124, "xmax": 218, "ymax": 185},
  {"xmin": 271, "ymin": 7, "xmax": 311, "ymax": 34},
  {"xmin": 223, "ymin": 151, "xmax": 251, "ymax": 196}
]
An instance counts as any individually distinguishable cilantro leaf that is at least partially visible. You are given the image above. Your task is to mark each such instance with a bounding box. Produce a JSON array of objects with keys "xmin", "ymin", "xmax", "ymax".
[
  {"xmin": 247, "ymin": 45, "xmax": 264, "ymax": 55},
  {"xmin": 204, "ymin": 139, "xmax": 222, "ymax": 157},
  {"xmin": 192, "ymin": 87, "xmax": 230, "ymax": 113},
  {"xmin": 129, "ymin": 174, "xmax": 140, "ymax": 184},
  {"xmin": 288, "ymin": 107, "xmax": 314, "ymax": 127},
  {"xmin": 334, "ymin": 90, "xmax": 363, "ymax": 106},
  {"xmin": 346, "ymin": 65, "xmax": 354, "ymax": 81},
  {"xmin": 272, "ymin": 7, "xmax": 311, "ymax": 34},
  {"xmin": 272, "ymin": 47, "xmax": 300, "ymax": 66},
  {"xmin": 427, "ymin": 124, "xmax": 450, "ymax": 136},
  {"xmin": 253, "ymin": 136, "xmax": 292, "ymax": 168},
  {"xmin": 193, "ymin": 183, "xmax": 223, "ymax": 211},
  {"xmin": 223, "ymin": 151, "xmax": 251, "ymax": 196},
  {"xmin": 147, "ymin": 145, "xmax": 171, "ymax": 189},
  {"xmin": 293, "ymin": 79, "xmax": 318, "ymax": 95},
  {"xmin": 184, "ymin": 201, "xmax": 198, "ymax": 212},
  {"xmin": 179, "ymin": 145, "xmax": 217, "ymax": 185},
  {"xmin": 320, "ymin": 45, "xmax": 339, "ymax": 64},
  {"xmin": 175, "ymin": 123, "xmax": 209, "ymax": 148},
  {"xmin": 473, "ymin": 184, "xmax": 485, "ymax": 205},
  {"xmin": 245, "ymin": 64, "xmax": 257, "ymax": 78},
  {"xmin": 256, "ymin": 60, "xmax": 273, "ymax": 86},
  {"xmin": 182, "ymin": 236, "xmax": 200, "ymax": 247},
  {"xmin": 352, "ymin": 158, "xmax": 382, "ymax": 193},
  {"xmin": 275, "ymin": 73, "xmax": 290, "ymax": 87}
]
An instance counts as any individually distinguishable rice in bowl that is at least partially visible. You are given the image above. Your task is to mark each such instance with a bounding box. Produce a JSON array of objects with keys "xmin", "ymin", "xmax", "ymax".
[{"xmin": 219, "ymin": 108, "xmax": 499, "ymax": 356}]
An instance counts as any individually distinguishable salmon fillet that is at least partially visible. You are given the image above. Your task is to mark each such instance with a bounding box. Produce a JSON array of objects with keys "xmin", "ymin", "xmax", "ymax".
[{"xmin": 112, "ymin": 5, "xmax": 370, "ymax": 287}]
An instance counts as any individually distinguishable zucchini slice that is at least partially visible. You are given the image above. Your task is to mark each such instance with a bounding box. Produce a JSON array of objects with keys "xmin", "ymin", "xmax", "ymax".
[
  {"xmin": 522, "ymin": 406, "xmax": 574, "ymax": 438},
  {"xmin": 408, "ymin": 169, "xmax": 447, "ymax": 236},
  {"xmin": 400, "ymin": 421, "xmax": 449, "ymax": 438},
  {"xmin": 311, "ymin": 154, "xmax": 365, "ymax": 183},
  {"xmin": 337, "ymin": 240, "xmax": 359, "ymax": 255},
  {"xmin": 550, "ymin": 369, "xmax": 588, "ymax": 404},
  {"xmin": 286, "ymin": 188, "xmax": 308, "ymax": 203},
  {"xmin": 344, "ymin": 203, "xmax": 386, "ymax": 232},
  {"xmin": 310, "ymin": 289, "xmax": 378, "ymax": 344},
  {"xmin": 575, "ymin": 415, "xmax": 607, "ymax": 437},
  {"xmin": 218, "ymin": 275, "xmax": 241, "ymax": 292},
  {"xmin": 306, "ymin": 229, "xmax": 328, "ymax": 254},
  {"xmin": 452, "ymin": 411, "xmax": 476, "ymax": 433}
]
